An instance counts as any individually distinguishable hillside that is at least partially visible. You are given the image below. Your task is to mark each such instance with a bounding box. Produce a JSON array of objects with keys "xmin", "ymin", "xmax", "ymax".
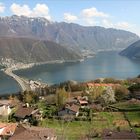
[
  {"xmin": 0, "ymin": 15, "xmax": 139, "ymax": 64},
  {"xmin": 0, "ymin": 15, "xmax": 139, "ymax": 52},
  {"xmin": 120, "ymin": 40, "xmax": 140, "ymax": 59},
  {"xmin": 0, "ymin": 37, "xmax": 81, "ymax": 64}
]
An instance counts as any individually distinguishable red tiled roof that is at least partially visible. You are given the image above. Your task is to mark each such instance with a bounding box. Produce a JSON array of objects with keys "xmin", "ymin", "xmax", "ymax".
[
  {"xmin": 0, "ymin": 123, "xmax": 17, "ymax": 136},
  {"xmin": 78, "ymin": 100, "xmax": 88, "ymax": 105},
  {"xmin": 87, "ymin": 83, "xmax": 119, "ymax": 87}
]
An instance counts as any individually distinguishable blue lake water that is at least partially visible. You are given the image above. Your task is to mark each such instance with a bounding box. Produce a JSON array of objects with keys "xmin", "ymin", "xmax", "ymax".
[
  {"xmin": 0, "ymin": 70, "xmax": 20, "ymax": 95},
  {"xmin": 0, "ymin": 51, "xmax": 140, "ymax": 94}
]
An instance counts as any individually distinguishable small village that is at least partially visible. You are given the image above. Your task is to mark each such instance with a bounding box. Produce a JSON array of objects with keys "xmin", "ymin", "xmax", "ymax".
[{"xmin": 0, "ymin": 76, "xmax": 140, "ymax": 140}]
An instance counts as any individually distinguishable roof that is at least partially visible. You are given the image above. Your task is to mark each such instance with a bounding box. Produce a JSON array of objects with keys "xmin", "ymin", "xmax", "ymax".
[
  {"xmin": 14, "ymin": 107, "xmax": 37, "ymax": 119},
  {"xmin": 0, "ymin": 100, "xmax": 12, "ymax": 106},
  {"xmin": 9, "ymin": 125, "xmax": 57, "ymax": 140},
  {"xmin": 78, "ymin": 100, "xmax": 88, "ymax": 105},
  {"xmin": 66, "ymin": 104, "xmax": 80, "ymax": 113},
  {"xmin": 87, "ymin": 83, "xmax": 119, "ymax": 87},
  {"xmin": 0, "ymin": 123, "xmax": 17, "ymax": 136},
  {"xmin": 0, "ymin": 99, "xmax": 19, "ymax": 108},
  {"xmin": 102, "ymin": 129, "xmax": 138, "ymax": 140}
]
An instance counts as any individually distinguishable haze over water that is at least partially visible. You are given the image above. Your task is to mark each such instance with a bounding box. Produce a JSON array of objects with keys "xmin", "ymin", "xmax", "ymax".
[{"xmin": 0, "ymin": 51, "xmax": 140, "ymax": 94}]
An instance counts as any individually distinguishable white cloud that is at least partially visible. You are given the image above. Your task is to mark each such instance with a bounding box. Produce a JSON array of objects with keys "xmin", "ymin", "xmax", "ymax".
[
  {"xmin": 116, "ymin": 22, "xmax": 131, "ymax": 29},
  {"xmin": 10, "ymin": 3, "xmax": 51, "ymax": 20},
  {"xmin": 82, "ymin": 7, "xmax": 109, "ymax": 18},
  {"xmin": 64, "ymin": 13, "xmax": 78, "ymax": 22},
  {"xmin": 102, "ymin": 19, "xmax": 133, "ymax": 30},
  {"xmin": 0, "ymin": 3, "xmax": 5, "ymax": 13},
  {"xmin": 10, "ymin": 3, "xmax": 31, "ymax": 16},
  {"xmin": 102, "ymin": 19, "xmax": 114, "ymax": 28},
  {"xmin": 84, "ymin": 18, "xmax": 99, "ymax": 26},
  {"xmin": 32, "ymin": 4, "xmax": 51, "ymax": 20}
]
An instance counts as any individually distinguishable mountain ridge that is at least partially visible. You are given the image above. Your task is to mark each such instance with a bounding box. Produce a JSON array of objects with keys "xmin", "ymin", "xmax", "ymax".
[
  {"xmin": 120, "ymin": 40, "xmax": 140, "ymax": 59},
  {"xmin": 0, "ymin": 37, "xmax": 82, "ymax": 64},
  {"xmin": 0, "ymin": 15, "xmax": 139, "ymax": 64}
]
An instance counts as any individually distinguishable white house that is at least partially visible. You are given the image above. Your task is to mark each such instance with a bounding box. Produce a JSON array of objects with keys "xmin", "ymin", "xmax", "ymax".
[{"xmin": 0, "ymin": 100, "xmax": 14, "ymax": 116}]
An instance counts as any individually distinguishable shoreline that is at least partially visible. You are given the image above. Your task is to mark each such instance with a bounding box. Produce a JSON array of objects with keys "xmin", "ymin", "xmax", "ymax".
[
  {"xmin": 1, "ymin": 49, "xmax": 121, "ymax": 72},
  {"xmin": 5, "ymin": 58, "xmax": 86, "ymax": 72}
]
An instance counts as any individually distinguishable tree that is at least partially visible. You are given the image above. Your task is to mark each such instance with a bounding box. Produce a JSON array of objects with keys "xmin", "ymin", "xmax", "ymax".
[
  {"xmin": 115, "ymin": 85, "xmax": 129, "ymax": 101},
  {"xmin": 55, "ymin": 88, "xmax": 69, "ymax": 109},
  {"xmin": 88, "ymin": 86, "xmax": 104, "ymax": 103},
  {"xmin": 38, "ymin": 101, "xmax": 57, "ymax": 118},
  {"xmin": 103, "ymin": 78, "xmax": 122, "ymax": 84},
  {"xmin": 98, "ymin": 87, "xmax": 116, "ymax": 106},
  {"xmin": 128, "ymin": 83, "xmax": 140, "ymax": 93},
  {"xmin": 22, "ymin": 91, "xmax": 39, "ymax": 104}
]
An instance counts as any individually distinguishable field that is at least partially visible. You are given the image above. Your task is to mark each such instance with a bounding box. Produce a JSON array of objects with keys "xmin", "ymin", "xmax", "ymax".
[
  {"xmin": 125, "ymin": 112, "xmax": 140, "ymax": 139},
  {"xmin": 39, "ymin": 112, "xmax": 130, "ymax": 140},
  {"xmin": 111, "ymin": 100, "xmax": 140, "ymax": 110}
]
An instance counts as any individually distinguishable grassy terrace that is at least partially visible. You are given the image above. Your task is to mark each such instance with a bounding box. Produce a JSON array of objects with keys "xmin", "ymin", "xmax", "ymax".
[
  {"xmin": 111, "ymin": 101, "xmax": 140, "ymax": 110},
  {"xmin": 125, "ymin": 112, "xmax": 140, "ymax": 139},
  {"xmin": 39, "ymin": 112, "xmax": 130, "ymax": 140}
]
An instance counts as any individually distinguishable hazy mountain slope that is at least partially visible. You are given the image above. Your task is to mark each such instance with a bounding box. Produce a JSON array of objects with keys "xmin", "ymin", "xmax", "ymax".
[
  {"xmin": 46, "ymin": 22, "xmax": 139, "ymax": 51},
  {"xmin": 0, "ymin": 15, "xmax": 139, "ymax": 53},
  {"xmin": 0, "ymin": 37, "xmax": 81, "ymax": 63},
  {"xmin": 120, "ymin": 40, "xmax": 140, "ymax": 59}
]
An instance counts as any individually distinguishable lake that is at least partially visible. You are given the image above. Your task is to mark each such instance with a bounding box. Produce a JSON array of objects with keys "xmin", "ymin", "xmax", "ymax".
[
  {"xmin": 0, "ymin": 51, "xmax": 140, "ymax": 94},
  {"xmin": 0, "ymin": 70, "xmax": 20, "ymax": 95}
]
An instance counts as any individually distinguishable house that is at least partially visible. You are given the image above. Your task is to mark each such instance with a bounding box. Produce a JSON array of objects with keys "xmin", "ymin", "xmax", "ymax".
[
  {"xmin": 86, "ymin": 83, "xmax": 119, "ymax": 91},
  {"xmin": 77, "ymin": 96, "xmax": 88, "ymax": 107},
  {"xmin": 58, "ymin": 104, "xmax": 80, "ymax": 117},
  {"xmin": 0, "ymin": 100, "xmax": 14, "ymax": 116},
  {"xmin": 14, "ymin": 106, "xmax": 39, "ymax": 122},
  {"xmin": 0, "ymin": 123, "xmax": 17, "ymax": 140},
  {"xmin": 102, "ymin": 129, "xmax": 138, "ymax": 140},
  {"xmin": 9, "ymin": 125, "xmax": 57, "ymax": 140}
]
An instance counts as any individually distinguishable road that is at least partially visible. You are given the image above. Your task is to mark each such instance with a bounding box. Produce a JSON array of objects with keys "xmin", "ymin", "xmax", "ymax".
[{"xmin": 4, "ymin": 68, "xmax": 30, "ymax": 91}]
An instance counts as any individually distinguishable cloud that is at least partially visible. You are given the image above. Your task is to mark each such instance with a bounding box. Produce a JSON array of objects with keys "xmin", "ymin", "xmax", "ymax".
[
  {"xmin": 0, "ymin": 3, "xmax": 5, "ymax": 13},
  {"xmin": 32, "ymin": 4, "xmax": 51, "ymax": 20},
  {"xmin": 64, "ymin": 13, "xmax": 78, "ymax": 22},
  {"xmin": 102, "ymin": 19, "xmax": 133, "ymax": 30},
  {"xmin": 10, "ymin": 3, "xmax": 51, "ymax": 20},
  {"xmin": 116, "ymin": 22, "xmax": 131, "ymax": 29},
  {"xmin": 84, "ymin": 18, "xmax": 99, "ymax": 26},
  {"xmin": 102, "ymin": 19, "xmax": 114, "ymax": 27},
  {"xmin": 10, "ymin": 3, "xmax": 31, "ymax": 16},
  {"xmin": 82, "ymin": 7, "xmax": 109, "ymax": 18}
]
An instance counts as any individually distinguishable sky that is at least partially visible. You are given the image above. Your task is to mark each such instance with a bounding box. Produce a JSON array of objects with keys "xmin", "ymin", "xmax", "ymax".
[{"xmin": 0, "ymin": 0, "xmax": 140, "ymax": 35}]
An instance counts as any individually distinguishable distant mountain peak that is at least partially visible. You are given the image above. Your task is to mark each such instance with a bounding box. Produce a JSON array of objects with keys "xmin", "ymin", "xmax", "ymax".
[{"xmin": 0, "ymin": 15, "xmax": 139, "ymax": 64}]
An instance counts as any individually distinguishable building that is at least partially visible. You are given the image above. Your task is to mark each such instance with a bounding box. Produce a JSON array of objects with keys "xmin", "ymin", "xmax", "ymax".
[
  {"xmin": 58, "ymin": 104, "xmax": 80, "ymax": 117},
  {"xmin": 9, "ymin": 125, "xmax": 57, "ymax": 140},
  {"xmin": 0, "ymin": 100, "xmax": 14, "ymax": 116},
  {"xmin": 14, "ymin": 106, "xmax": 39, "ymax": 122},
  {"xmin": 86, "ymin": 83, "xmax": 119, "ymax": 91},
  {"xmin": 77, "ymin": 96, "xmax": 88, "ymax": 107},
  {"xmin": 0, "ymin": 123, "xmax": 17, "ymax": 140}
]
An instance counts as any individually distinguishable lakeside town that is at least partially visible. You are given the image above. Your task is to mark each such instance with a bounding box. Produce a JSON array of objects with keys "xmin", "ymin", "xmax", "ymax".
[{"xmin": 0, "ymin": 75, "xmax": 140, "ymax": 140}]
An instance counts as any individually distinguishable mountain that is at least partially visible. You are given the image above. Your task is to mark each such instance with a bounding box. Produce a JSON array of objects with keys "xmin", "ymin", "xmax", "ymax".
[
  {"xmin": 120, "ymin": 40, "xmax": 140, "ymax": 59},
  {"xmin": 0, "ymin": 15, "xmax": 139, "ymax": 64},
  {"xmin": 0, "ymin": 15, "xmax": 139, "ymax": 52},
  {"xmin": 0, "ymin": 37, "xmax": 81, "ymax": 63}
]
